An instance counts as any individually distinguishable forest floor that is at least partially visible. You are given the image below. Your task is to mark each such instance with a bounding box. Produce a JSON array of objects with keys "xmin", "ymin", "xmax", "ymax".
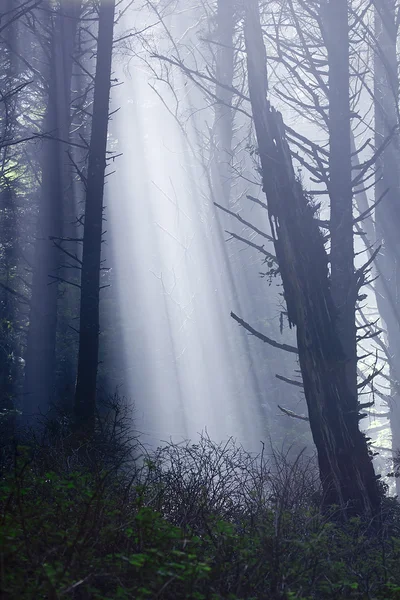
[{"xmin": 1, "ymin": 408, "xmax": 400, "ymax": 600}]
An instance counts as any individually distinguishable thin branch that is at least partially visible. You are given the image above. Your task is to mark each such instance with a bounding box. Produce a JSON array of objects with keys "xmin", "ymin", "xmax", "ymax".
[
  {"xmin": 278, "ymin": 405, "xmax": 309, "ymax": 421},
  {"xmin": 276, "ymin": 374, "xmax": 303, "ymax": 388},
  {"xmin": 231, "ymin": 312, "xmax": 298, "ymax": 354}
]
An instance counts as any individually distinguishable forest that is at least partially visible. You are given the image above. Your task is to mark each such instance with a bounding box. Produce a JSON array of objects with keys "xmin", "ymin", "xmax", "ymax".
[{"xmin": 2, "ymin": 0, "xmax": 400, "ymax": 597}]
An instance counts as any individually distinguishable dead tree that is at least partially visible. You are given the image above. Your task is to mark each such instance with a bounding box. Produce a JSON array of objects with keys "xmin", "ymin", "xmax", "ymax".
[
  {"xmin": 253, "ymin": 0, "xmax": 398, "ymax": 485},
  {"xmin": 74, "ymin": 0, "xmax": 115, "ymax": 435},
  {"xmin": 244, "ymin": 0, "xmax": 380, "ymax": 516}
]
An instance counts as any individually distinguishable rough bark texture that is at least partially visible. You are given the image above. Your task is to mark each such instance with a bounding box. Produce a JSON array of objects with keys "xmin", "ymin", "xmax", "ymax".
[
  {"xmin": 244, "ymin": 0, "xmax": 380, "ymax": 516},
  {"xmin": 74, "ymin": 0, "xmax": 115, "ymax": 434},
  {"xmin": 373, "ymin": 0, "xmax": 400, "ymax": 494}
]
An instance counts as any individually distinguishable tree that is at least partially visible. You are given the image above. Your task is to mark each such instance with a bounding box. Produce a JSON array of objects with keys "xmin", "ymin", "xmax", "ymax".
[
  {"xmin": 373, "ymin": 0, "xmax": 400, "ymax": 491},
  {"xmin": 23, "ymin": 0, "xmax": 81, "ymax": 423},
  {"xmin": 244, "ymin": 0, "xmax": 380, "ymax": 516},
  {"xmin": 74, "ymin": 0, "xmax": 116, "ymax": 434},
  {"xmin": 0, "ymin": 0, "xmax": 28, "ymax": 429},
  {"xmin": 145, "ymin": 0, "xmax": 303, "ymax": 440}
]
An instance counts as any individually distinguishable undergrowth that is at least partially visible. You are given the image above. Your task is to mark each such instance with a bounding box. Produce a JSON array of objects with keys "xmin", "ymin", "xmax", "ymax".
[{"xmin": 1, "ymin": 403, "xmax": 400, "ymax": 599}]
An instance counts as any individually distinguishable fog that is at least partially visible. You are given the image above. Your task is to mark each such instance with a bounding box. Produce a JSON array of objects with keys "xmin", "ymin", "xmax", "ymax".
[
  {"xmin": 106, "ymin": 2, "xmax": 299, "ymax": 448},
  {"xmin": 99, "ymin": 0, "xmax": 397, "ymax": 478}
]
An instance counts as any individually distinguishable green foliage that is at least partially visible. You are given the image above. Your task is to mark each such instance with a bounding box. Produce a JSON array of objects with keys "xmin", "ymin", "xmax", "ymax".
[
  {"xmin": 1, "ymin": 439, "xmax": 400, "ymax": 599},
  {"xmin": 0, "ymin": 462, "xmax": 210, "ymax": 599}
]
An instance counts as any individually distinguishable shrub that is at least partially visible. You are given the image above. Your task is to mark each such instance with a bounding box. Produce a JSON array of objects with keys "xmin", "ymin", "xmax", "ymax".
[{"xmin": 1, "ymin": 428, "xmax": 400, "ymax": 599}]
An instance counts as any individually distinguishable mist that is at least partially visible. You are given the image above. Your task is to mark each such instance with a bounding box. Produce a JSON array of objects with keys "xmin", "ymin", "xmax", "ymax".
[
  {"xmin": 102, "ymin": 1, "xmax": 304, "ymax": 449},
  {"xmin": 2, "ymin": 0, "xmax": 399, "ymax": 511}
]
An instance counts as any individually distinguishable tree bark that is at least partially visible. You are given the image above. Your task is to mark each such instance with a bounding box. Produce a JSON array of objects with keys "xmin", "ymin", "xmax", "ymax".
[
  {"xmin": 74, "ymin": 0, "xmax": 115, "ymax": 435},
  {"xmin": 244, "ymin": 0, "xmax": 380, "ymax": 516}
]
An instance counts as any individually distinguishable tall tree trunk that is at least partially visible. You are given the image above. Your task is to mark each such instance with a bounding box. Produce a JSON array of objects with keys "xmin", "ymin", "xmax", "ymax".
[
  {"xmin": 54, "ymin": 0, "xmax": 82, "ymax": 412},
  {"xmin": 244, "ymin": 0, "xmax": 380, "ymax": 516},
  {"xmin": 323, "ymin": 0, "xmax": 357, "ymax": 403},
  {"xmin": 0, "ymin": 0, "xmax": 20, "ymax": 435},
  {"xmin": 23, "ymin": 2, "xmax": 77, "ymax": 422},
  {"xmin": 74, "ymin": 0, "xmax": 115, "ymax": 435},
  {"xmin": 373, "ymin": 0, "xmax": 400, "ymax": 494}
]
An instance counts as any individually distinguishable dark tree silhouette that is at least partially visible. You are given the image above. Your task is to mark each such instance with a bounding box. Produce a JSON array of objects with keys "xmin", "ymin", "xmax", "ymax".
[
  {"xmin": 23, "ymin": 0, "xmax": 81, "ymax": 423},
  {"xmin": 244, "ymin": 0, "xmax": 380, "ymax": 516},
  {"xmin": 74, "ymin": 0, "xmax": 116, "ymax": 434}
]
